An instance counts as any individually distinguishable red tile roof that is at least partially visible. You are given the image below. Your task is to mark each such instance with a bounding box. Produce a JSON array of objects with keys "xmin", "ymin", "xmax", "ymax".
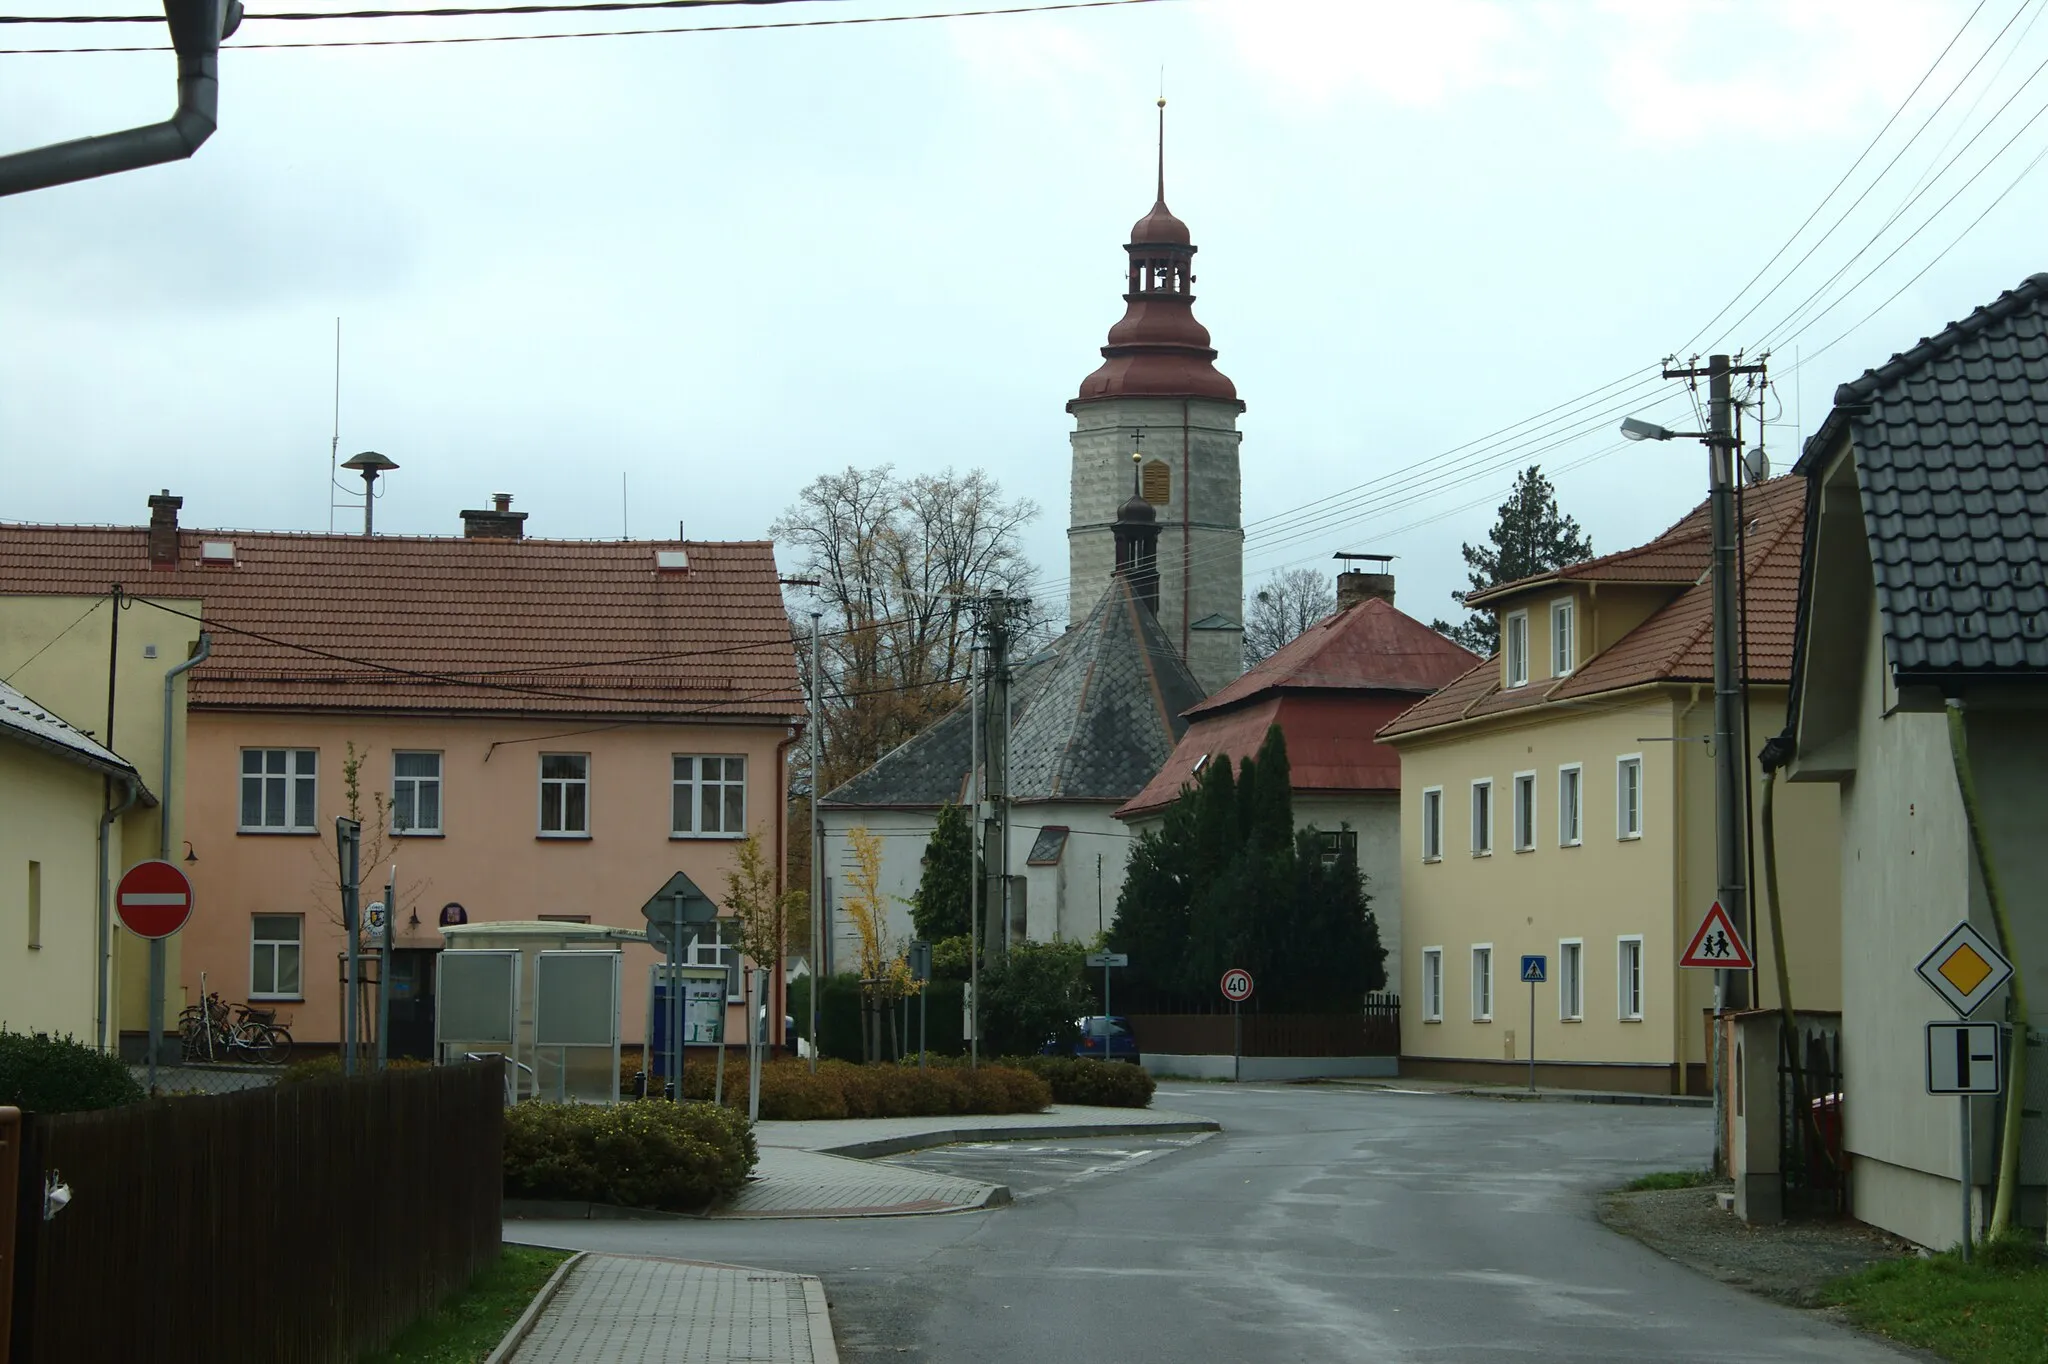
[
  {"xmin": 1380, "ymin": 475, "xmax": 1808, "ymax": 740},
  {"xmin": 1461, "ymin": 496, "xmax": 1718, "ymax": 606},
  {"xmin": 1188, "ymin": 597, "xmax": 1479, "ymax": 716},
  {"xmin": 0, "ymin": 525, "xmax": 802, "ymax": 721}
]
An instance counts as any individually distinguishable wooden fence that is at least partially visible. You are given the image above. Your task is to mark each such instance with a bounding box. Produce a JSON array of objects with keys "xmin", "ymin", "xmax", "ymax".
[
  {"xmin": 8, "ymin": 1062, "xmax": 502, "ymax": 1364},
  {"xmin": 1128, "ymin": 1004, "xmax": 1400, "ymax": 1058}
]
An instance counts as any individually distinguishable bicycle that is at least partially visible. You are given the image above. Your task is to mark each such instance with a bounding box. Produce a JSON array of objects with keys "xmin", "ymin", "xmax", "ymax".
[{"xmin": 178, "ymin": 994, "xmax": 293, "ymax": 1065}]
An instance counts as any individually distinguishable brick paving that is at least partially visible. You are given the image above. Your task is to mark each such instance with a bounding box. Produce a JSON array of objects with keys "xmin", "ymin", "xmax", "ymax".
[
  {"xmin": 715, "ymin": 1148, "xmax": 1003, "ymax": 1218},
  {"xmin": 508, "ymin": 1255, "xmax": 835, "ymax": 1364}
]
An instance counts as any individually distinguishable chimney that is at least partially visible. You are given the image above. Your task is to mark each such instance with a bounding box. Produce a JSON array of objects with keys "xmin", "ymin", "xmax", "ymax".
[
  {"xmin": 147, "ymin": 489, "xmax": 182, "ymax": 568},
  {"xmin": 461, "ymin": 492, "xmax": 528, "ymax": 540},
  {"xmin": 1334, "ymin": 553, "xmax": 1396, "ymax": 609}
]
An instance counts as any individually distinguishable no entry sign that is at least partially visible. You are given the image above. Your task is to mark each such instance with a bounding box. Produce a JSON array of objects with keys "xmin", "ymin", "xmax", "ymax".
[{"xmin": 116, "ymin": 860, "xmax": 194, "ymax": 940}]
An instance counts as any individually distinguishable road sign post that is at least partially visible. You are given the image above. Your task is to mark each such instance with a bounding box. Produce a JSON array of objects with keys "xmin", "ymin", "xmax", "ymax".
[
  {"xmin": 1220, "ymin": 968, "xmax": 1253, "ymax": 1083},
  {"xmin": 1520, "ymin": 955, "xmax": 1547, "ymax": 1093},
  {"xmin": 1926, "ymin": 1013, "xmax": 2008, "ymax": 1261},
  {"xmin": 116, "ymin": 859, "xmax": 195, "ymax": 1096},
  {"xmin": 335, "ymin": 818, "xmax": 361, "ymax": 1077},
  {"xmin": 910, "ymin": 940, "xmax": 933, "ymax": 1069}
]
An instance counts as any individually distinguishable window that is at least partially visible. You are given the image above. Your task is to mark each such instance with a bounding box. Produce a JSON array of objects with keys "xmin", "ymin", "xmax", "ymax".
[
  {"xmin": 26, "ymin": 861, "xmax": 41, "ymax": 949},
  {"xmin": 1316, "ymin": 829, "xmax": 1358, "ymax": 868},
  {"xmin": 1504, "ymin": 611, "xmax": 1529, "ymax": 687},
  {"xmin": 251, "ymin": 915, "xmax": 303, "ymax": 999},
  {"xmin": 1618, "ymin": 936, "xmax": 1644, "ymax": 1020},
  {"xmin": 1512, "ymin": 772, "xmax": 1536, "ymax": 852},
  {"xmin": 539, "ymin": 754, "xmax": 590, "ymax": 836},
  {"xmin": 1551, "ymin": 598, "xmax": 1576, "ymax": 677},
  {"xmin": 1471, "ymin": 945, "xmax": 1494, "ymax": 1021},
  {"xmin": 392, "ymin": 751, "xmax": 442, "ymax": 835},
  {"xmin": 1421, "ymin": 787, "xmax": 1443, "ymax": 862},
  {"xmin": 1470, "ymin": 779, "xmax": 1493, "ymax": 856},
  {"xmin": 672, "ymin": 755, "xmax": 746, "ymax": 837},
  {"xmin": 685, "ymin": 920, "xmax": 743, "ymax": 1001},
  {"xmin": 1617, "ymin": 755, "xmax": 1643, "ymax": 839},
  {"xmin": 1559, "ymin": 939, "xmax": 1583, "ymax": 1020},
  {"xmin": 240, "ymin": 748, "xmax": 317, "ymax": 832},
  {"xmin": 1421, "ymin": 948, "xmax": 1443, "ymax": 1022},
  {"xmin": 1558, "ymin": 764, "xmax": 1583, "ymax": 846}
]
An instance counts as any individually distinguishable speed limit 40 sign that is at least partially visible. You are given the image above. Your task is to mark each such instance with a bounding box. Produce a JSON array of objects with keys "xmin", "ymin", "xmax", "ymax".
[{"xmin": 1220, "ymin": 968, "xmax": 1254, "ymax": 1003}]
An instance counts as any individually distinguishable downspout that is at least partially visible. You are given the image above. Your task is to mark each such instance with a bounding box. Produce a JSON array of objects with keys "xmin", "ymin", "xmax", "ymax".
[
  {"xmin": 160, "ymin": 633, "xmax": 212, "ymax": 860},
  {"xmin": 0, "ymin": 0, "xmax": 239, "ymax": 197},
  {"xmin": 96, "ymin": 775, "xmax": 145, "ymax": 1050},
  {"xmin": 1673, "ymin": 683, "xmax": 1703, "ymax": 1093},
  {"xmin": 771, "ymin": 725, "xmax": 801, "ymax": 1057},
  {"xmin": 1946, "ymin": 700, "xmax": 2029, "ymax": 1239}
]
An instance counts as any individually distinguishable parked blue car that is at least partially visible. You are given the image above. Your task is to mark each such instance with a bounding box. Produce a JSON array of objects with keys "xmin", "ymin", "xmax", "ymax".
[{"xmin": 1043, "ymin": 1015, "xmax": 1140, "ymax": 1063}]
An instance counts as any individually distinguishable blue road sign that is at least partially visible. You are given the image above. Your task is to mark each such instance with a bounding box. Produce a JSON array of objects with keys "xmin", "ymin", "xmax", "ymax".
[{"xmin": 1520, "ymin": 955, "xmax": 1547, "ymax": 984}]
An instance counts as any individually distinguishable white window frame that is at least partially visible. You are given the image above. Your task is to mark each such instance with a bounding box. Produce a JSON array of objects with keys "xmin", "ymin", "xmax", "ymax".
[
  {"xmin": 1505, "ymin": 610, "xmax": 1530, "ymax": 688},
  {"xmin": 1618, "ymin": 935, "xmax": 1645, "ymax": 1021},
  {"xmin": 1421, "ymin": 786, "xmax": 1443, "ymax": 863},
  {"xmin": 1421, "ymin": 947, "xmax": 1443, "ymax": 1022},
  {"xmin": 1512, "ymin": 771, "xmax": 1537, "ymax": 852},
  {"xmin": 1616, "ymin": 754, "xmax": 1644, "ymax": 840},
  {"xmin": 1471, "ymin": 944, "xmax": 1494, "ymax": 1022},
  {"xmin": 1558, "ymin": 763, "xmax": 1583, "ymax": 847},
  {"xmin": 538, "ymin": 752, "xmax": 591, "ymax": 838},
  {"xmin": 672, "ymin": 754, "xmax": 748, "ymax": 838},
  {"xmin": 1550, "ymin": 597, "xmax": 1576, "ymax": 677},
  {"xmin": 1559, "ymin": 938, "xmax": 1583, "ymax": 1021},
  {"xmin": 686, "ymin": 920, "xmax": 744, "ymax": 1002},
  {"xmin": 1470, "ymin": 779, "xmax": 1494, "ymax": 856},
  {"xmin": 392, "ymin": 750, "xmax": 443, "ymax": 836},
  {"xmin": 250, "ymin": 913, "xmax": 304, "ymax": 1000},
  {"xmin": 239, "ymin": 747, "xmax": 318, "ymax": 834}
]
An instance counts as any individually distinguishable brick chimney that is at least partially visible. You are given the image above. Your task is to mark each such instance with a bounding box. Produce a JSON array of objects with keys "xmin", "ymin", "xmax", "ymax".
[
  {"xmin": 461, "ymin": 492, "xmax": 528, "ymax": 540},
  {"xmin": 1336, "ymin": 569, "xmax": 1395, "ymax": 609},
  {"xmin": 147, "ymin": 489, "xmax": 182, "ymax": 568}
]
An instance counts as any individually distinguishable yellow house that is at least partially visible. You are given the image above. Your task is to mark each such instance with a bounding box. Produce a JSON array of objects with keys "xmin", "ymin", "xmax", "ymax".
[
  {"xmin": 1379, "ymin": 475, "xmax": 1840, "ymax": 1095},
  {"xmin": 0, "ymin": 679, "xmax": 157, "ymax": 1040}
]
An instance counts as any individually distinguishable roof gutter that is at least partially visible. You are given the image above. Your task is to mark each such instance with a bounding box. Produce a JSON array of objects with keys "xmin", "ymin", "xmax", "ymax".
[
  {"xmin": 0, "ymin": 0, "xmax": 239, "ymax": 198},
  {"xmin": 161, "ymin": 631, "xmax": 211, "ymax": 859}
]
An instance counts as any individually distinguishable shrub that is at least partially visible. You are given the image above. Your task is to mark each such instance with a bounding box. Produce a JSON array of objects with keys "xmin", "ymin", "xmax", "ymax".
[
  {"xmin": 276, "ymin": 1055, "xmax": 432, "ymax": 1086},
  {"xmin": 0, "ymin": 1030, "xmax": 143, "ymax": 1113},
  {"xmin": 997, "ymin": 1056, "xmax": 1156, "ymax": 1108},
  {"xmin": 621, "ymin": 1056, "xmax": 1049, "ymax": 1120},
  {"xmin": 504, "ymin": 1100, "xmax": 755, "ymax": 1212}
]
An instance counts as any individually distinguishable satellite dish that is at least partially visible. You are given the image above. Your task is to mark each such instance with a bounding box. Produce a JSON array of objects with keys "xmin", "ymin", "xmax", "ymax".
[{"xmin": 1744, "ymin": 449, "xmax": 1771, "ymax": 484}]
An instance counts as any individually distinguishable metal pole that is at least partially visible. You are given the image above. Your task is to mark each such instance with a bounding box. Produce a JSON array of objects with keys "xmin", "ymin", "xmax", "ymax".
[
  {"xmin": 1528, "ymin": 977, "xmax": 1537, "ymax": 1093},
  {"xmin": 1707, "ymin": 353, "xmax": 1750, "ymax": 1170},
  {"xmin": 1233, "ymin": 1000, "xmax": 1242, "ymax": 1084},
  {"xmin": 919, "ymin": 985, "xmax": 927, "ymax": 1069},
  {"xmin": 146, "ymin": 940, "xmax": 164, "ymax": 1094},
  {"xmin": 670, "ymin": 903, "xmax": 683, "ymax": 1101},
  {"xmin": 1961, "ymin": 1095, "xmax": 1974, "ymax": 1262},
  {"xmin": 808, "ymin": 610, "xmax": 823, "ymax": 1074},
  {"xmin": 969, "ymin": 642, "xmax": 981, "ymax": 1070},
  {"xmin": 338, "ymin": 819, "xmax": 360, "ymax": 1078},
  {"xmin": 377, "ymin": 869, "xmax": 394, "ymax": 1069},
  {"xmin": 749, "ymin": 967, "xmax": 764, "ymax": 1121}
]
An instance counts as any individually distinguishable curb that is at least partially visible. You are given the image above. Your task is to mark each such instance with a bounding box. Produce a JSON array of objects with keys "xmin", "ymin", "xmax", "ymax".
[
  {"xmin": 1346, "ymin": 1082, "xmax": 1709, "ymax": 1110},
  {"xmin": 504, "ymin": 1199, "xmax": 695, "ymax": 1221},
  {"xmin": 801, "ymin": 1276, "xmax": 841, "ymax": 1364},
  {"xmin": 805, "ymin": 1118, "xmax": 1221, "ymax": 1160},
  {"xmin": 482, "ymin": 1249, "xmax": 586, "ymax": 1364}
]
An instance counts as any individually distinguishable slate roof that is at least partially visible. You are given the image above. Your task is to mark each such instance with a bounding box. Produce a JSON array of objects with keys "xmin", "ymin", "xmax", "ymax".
[
  {"xmin": 1797, "ymin": 272, "xmax": 2048, "ymax": 679},
  {"xmin": 0, "ymin": 678, "xmax": 147, "ymax": 787},
  {"xmin": 823, "ymin": 576, "xmax": 1205, "ymax": 809},
  {"xmin": 0, "ymin": 523, "xmax": 803, "ymax": 720},
  {"xmin": 1380, "ymin": 475, "xmax": 1808, "ymax": 740}
]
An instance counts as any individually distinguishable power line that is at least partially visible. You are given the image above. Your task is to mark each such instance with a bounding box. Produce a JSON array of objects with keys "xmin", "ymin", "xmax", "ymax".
[
  {"xmin": 0, "ymin": 0, "xmax": 1175, "ymax": 52},
  {"xmin": 1, "ymin": 0, "xmax": 842, "ymax": 20},
  {"xmin": 0, "ymin": 593, "xmax": 107, "ymax": 684}
]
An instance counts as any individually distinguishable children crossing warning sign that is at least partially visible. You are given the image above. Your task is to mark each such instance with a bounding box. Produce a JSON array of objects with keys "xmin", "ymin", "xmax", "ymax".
[{"xmin": 1679, "ymin": 900, "xmax": 1754, "ymax": 970}]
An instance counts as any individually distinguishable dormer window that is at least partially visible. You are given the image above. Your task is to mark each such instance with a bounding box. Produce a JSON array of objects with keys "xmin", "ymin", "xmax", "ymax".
[
  {"xmin": 1505, "ymin": 611, "xmax": 1530, "ymax": 688},
  {"xmin": 1551, "ymin": 598, "xmax": 1576, "ymax": 677}
]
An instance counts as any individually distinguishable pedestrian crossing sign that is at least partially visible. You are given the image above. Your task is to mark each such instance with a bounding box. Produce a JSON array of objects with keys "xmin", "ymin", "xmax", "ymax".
[
  {"xmin": 1680, "ymin": 901, "xmax": 1754, "ymax": 970},
  {"xmin": 1520, "ymin": 955, "xmax": 1547, "ymax": 983}
]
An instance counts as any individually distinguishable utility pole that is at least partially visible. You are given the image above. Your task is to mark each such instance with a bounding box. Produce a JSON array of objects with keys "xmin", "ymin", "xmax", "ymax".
[
  {"xmin": 808, "ymin": 611, "xmax": 823, "ymax": 1074},
  {"xmin": 986, "ymin": 592, "xmax": 1014, "ymax": 956},
  {"xmin": 968, "ymin": 641, "xmax": 981, "ymax": 1070}
]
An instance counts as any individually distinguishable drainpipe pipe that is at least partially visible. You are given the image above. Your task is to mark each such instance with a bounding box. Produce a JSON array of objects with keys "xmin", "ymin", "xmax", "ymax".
[
  {"xmin": 0, "ymin": 0, "xmax": 240, "ymax": 198},
  {"xmin": 96, "ymin": 775, "xmax": 145, "ymax": 1050},
  {"xmin": 160, "ymin": 633, "xmax": 212, "ymax": 860}
]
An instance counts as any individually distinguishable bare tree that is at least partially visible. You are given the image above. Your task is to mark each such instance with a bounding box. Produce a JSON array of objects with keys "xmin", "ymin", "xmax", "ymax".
[
  {"xmin": 774, "ymin": 465, "xmax": 1043, "ymax": 794},
  {"xmin": 1243, "ymin": 567, "xmax": 1337, "ymax": 666}
]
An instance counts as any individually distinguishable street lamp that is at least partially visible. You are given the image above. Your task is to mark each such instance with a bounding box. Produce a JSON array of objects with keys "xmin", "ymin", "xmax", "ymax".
[{"xmin": 1619, "ymin": 417, "xmax": 1705, "ymax": 443}]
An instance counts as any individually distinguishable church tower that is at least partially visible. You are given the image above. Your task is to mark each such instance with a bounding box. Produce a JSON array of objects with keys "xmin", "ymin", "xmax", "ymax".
[{"xmin": 1066, "ymin": 101, "xmax": 1244, "ymax": 695}]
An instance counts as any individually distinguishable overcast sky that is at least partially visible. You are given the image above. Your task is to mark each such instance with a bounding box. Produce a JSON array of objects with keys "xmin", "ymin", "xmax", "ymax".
[{"xmin": 4, "ymin": 0, "xmax": 2044, "ymax": 628}]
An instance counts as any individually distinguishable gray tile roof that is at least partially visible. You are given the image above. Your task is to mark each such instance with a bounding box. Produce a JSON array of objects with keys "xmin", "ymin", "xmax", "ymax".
[
  {"xmin": 1802, "ymin": 272, "xmax": 2048, "ymax": 679},
  {"xmin": 822, "ymin": 577, "xmax": 1205, "ymax": 809},
  {"xmin": 0, "ymin": 679, "xmax": 144, "ymax": 784}
]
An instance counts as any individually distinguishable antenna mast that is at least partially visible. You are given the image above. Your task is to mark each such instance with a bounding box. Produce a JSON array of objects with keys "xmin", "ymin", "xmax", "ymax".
[{"xmin": 327, "ymin": 317, "xmax": 343, "ymax": 533}]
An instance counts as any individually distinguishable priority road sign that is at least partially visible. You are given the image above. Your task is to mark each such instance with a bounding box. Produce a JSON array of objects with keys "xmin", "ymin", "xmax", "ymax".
[
  {"xmin": 1916, "ymin": 921, "xmax": 2014, "ymax": 1019},
  {"xmin": 1520, "ymin": 955, "xmax": 1547, "ymax": 984},
  {"xmin": 1680, "ymin": 900, "xmax": 1754, "ymax": 969},
  {"xmin": 1220, "ymin": 968, "xmax": 1254, "ymax": 1003},
  {"xmin": 1926, "ymin": 1021, "xmax": 2003, "ymax": 1096},
  {"xmin": 115, "ymin": 859, "xmax": 193, "ymax": 940}
]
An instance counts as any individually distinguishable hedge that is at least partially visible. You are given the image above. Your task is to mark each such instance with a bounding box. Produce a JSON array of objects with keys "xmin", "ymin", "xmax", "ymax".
[
  {"xmin": 0, "ymin": 1030, "xmax": 144, "ymax": 1113},
  {"xmin": 504, "ymin": 1100, "xmax": 755, "ymax": 1212},
  {"xmin": 993, "ymin": 1055, "xmax": 1155, "ymax": 1108},
  {"xmin": 624, "ymin": 1056, "xmax": 1051, "ymax": 1120},
  {"xmin": 788, "ymin": 975, "xmax": 966, "ymax": 1063}
]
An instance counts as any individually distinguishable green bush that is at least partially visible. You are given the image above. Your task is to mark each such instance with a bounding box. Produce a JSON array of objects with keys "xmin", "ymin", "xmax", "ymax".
[
  {"xmin": 0, "ymin": 1030, "xmax": 143, "ymax": 1113},
  {"xmin": 504, "ymin": 1100, "xmax": 755, "ymax": 1212},
  {"xmin": 622, "ymin": 1056, "xmax": 1049, "ymax": 1120},
  {"xmin": 996, "ymin": 1055, "xmax": 1156, "ymax": 1108}
]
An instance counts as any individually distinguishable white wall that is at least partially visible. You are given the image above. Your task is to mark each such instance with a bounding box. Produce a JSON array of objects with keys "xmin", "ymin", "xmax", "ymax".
[{"xmin": 1297, "ymin": 793, "xmax": 1402, "ymax": 989}]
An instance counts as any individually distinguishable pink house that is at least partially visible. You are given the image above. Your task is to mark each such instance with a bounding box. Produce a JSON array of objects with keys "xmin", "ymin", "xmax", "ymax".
[{"xmin": 1, "ymin": 493, "xmax": 804, "ymax": 1053}]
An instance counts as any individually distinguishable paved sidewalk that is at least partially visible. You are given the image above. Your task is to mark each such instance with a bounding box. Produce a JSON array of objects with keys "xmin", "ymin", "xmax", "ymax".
[
  {"xmin": 718, "ymin": 1147, "xmax": 1005, "ymax": 1218},
  {"xmin": 1316, "ymin": 1076, "xmax": 1710, "ymax": 1108},
  {"xmin": 754, "ymin": 1101, "xmax": 1219, "ymax": 1158},
  {"xmin": 504, "ymin": 1255, "xmax": 836, "ymax": 1364}
]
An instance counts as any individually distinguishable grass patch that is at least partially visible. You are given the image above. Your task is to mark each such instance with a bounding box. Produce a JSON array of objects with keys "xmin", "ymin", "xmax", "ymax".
[
  {"xmin": 358, "ymin": 1246, "xmax": 572, "ymax": 1363},
  {"xmin": 1822, "ymin": 1238, "xmax": 2048, "ymax": 1364},
  {"xmin": 1621, "ymin": 1169, "xmax": 1717, "ymax": 1192}
]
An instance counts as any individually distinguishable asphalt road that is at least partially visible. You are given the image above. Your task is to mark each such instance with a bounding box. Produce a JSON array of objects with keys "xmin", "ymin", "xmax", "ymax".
[{"xmin": 510, "ymin": 1083, "xmax": 1917, "ymax": 1363}]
